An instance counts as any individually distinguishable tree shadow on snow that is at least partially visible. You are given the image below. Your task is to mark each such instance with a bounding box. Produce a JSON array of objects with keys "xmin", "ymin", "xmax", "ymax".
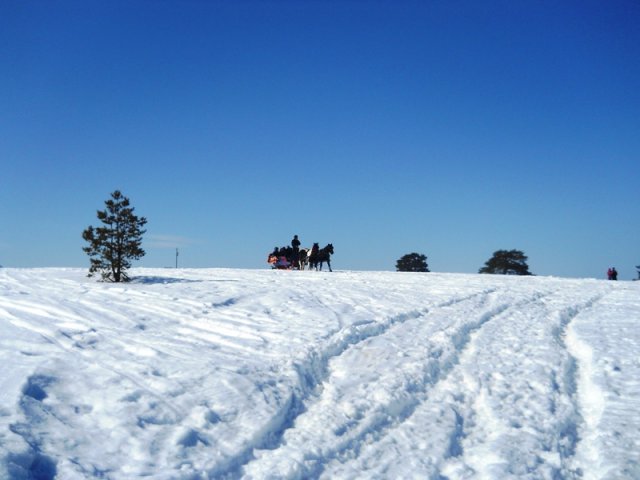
[
  {"xmin": 130, "ymin": 276, "xmax": 201, "ymax": 285},
  {"xmin": 131, "ymin": 276, "xmax": 239, "ymax": 285}
]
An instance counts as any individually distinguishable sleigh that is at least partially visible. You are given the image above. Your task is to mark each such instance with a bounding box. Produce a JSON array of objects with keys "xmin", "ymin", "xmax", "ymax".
[
  {"xmin": 267, "ymin": 255, "xmax": 294, "ymax": 270},
  {"xmin": 267, "ymin": 243, "xmax": 333, "ymax": 271}
]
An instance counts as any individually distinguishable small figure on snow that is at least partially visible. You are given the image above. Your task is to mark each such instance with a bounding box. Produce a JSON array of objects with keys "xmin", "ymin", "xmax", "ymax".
[
  {"xmin": 291, "ymin": 235, "xmax": 301, "ymax": 268},
  {"xmin": 291, "ymin": 235, "xmax": 301, "ymax": 250},
  {"xmin": 607, "ymin": 267, "xmax": 618, "ymax": 280}
]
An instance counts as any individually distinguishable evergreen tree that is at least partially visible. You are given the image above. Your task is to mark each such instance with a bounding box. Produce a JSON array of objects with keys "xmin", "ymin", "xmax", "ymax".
[
  {"xmin": 82, "ymin": 190, "xmax": 147, "ymax": 282},
  {"xmin": 396, "ymin": 253, "xmax": 430, "ymax": 272},
  {"xmin": 479, "ymin": 249, "xmax": 532, "ymax": 275}
]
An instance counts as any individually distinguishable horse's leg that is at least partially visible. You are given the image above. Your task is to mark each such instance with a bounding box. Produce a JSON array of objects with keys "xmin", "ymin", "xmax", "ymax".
[{"xmin": 327, "ymin": 259, "xmax": 332, "ymax": 272}]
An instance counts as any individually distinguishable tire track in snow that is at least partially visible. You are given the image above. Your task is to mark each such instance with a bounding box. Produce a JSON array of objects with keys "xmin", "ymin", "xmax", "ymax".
[{"xmin": 233, "ymin": 288, "xmax": 522, "ymax": 479}]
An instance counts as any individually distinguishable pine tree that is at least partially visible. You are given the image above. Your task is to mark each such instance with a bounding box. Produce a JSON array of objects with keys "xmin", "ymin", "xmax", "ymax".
[
  {"xmin": 82, "ymin": 190, "xmax": 147, "ymax": 282},
  {"xmin": 479, "ymin": 249, "xmax": 532, "ymax": 275},
  {"xmin": 396, "ymin": 253, "xmax": 430, "ymax": 272}
]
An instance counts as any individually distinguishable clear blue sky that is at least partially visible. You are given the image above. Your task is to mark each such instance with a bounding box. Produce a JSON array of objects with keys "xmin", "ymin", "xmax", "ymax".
[{"xmin": 2, "ymin": 0, "xmax": 639, "ymax": 279}]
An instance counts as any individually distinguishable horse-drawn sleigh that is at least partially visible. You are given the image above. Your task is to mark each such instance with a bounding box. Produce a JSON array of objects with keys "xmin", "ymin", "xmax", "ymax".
[{"xmin": 267, "ymin": 243, "xmax": 334, "ymax": 271}]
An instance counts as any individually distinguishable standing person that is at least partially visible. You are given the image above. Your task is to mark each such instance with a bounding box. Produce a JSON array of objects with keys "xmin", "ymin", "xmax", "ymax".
[
  {"xmin": 607, "ymin": 268, "xmax": 614, "ymax": 280},
  {"xmin": 291, "ymin": 235, "xmax": 301, "ymax": 269},
  {"xmin": 611, "ymin": 267, "xmax": 618, "ymax": 280}
]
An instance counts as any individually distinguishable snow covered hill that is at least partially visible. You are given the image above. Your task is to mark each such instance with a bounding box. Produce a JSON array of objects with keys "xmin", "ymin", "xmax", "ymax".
[{"xmin": 1, "ymin": 268, "xmax": 639, "ymax": 479}]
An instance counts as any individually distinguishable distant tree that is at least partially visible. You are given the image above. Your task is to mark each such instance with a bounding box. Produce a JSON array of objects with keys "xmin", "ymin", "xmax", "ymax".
[
  {"xmin": 82, "ymin": 190, "xmax": 147, "ymax": 282},
  {"xmin": 396, "ymin": 253, "xmax": 430, "ymax": 272},
  {"xmin": 479, "ymin": 249, "xmax": 532, "ymax": 275}
]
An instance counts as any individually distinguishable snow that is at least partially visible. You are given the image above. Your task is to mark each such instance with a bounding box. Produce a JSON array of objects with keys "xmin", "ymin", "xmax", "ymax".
[{"xmin": 1, "ymin": 268, "xmax": 639, "ymax": 479}]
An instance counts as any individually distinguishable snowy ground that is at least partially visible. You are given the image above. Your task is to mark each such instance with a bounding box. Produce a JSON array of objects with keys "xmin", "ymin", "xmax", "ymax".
[{"xmin": 1, "ymin": 268, "xmax": 639, "ymax": 479}]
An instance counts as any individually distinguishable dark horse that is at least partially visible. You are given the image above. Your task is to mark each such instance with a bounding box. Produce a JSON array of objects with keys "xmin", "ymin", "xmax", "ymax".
[{"xmin": 309, "ymin": 243, "xmax": 334, "ymax": 272}]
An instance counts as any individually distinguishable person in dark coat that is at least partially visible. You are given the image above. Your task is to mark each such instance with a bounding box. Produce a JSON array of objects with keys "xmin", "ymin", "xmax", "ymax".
[
  {"xmin": 291, "ymin": 235, "xmax": 301, "ymax": 268},
  {"xmin": 291, "ymin": 235, "xmax": 301, "ymax": 252}
]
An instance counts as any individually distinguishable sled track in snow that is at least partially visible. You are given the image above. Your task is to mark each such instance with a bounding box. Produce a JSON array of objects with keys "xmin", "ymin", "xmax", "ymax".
[
  {"xmin": 289, "ymin": 291, "xmax": 557, "ymax": 479},
  {"xmin": 555, "ymin": 293, "xmax": 607, "ymax": 475},
  {"xmin": 204, "ymin": 307, "xmax": 437, "ymax": 478},
  {"xmin": 204, "ymin": 288, "xmax": 494, "ymax": 477},
  {"xmin": 432, "ymin": 290, "xmax": 608, "ymax": 479},
  {"xmin": 220, "ymin": 288, "xmax": 560, "ymax": 478}
]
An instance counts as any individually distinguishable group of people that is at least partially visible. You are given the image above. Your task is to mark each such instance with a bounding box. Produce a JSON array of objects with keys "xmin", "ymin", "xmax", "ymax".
[
  {"xmin": 607, "ymin": 267, "xmax": 618, "ymax": 280},
  {"xmin": 268, "ymin": 235, "xmax": 304, "ymax": 269}
]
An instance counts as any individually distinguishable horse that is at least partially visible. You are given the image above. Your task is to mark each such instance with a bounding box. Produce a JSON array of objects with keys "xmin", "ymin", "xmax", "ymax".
[
  {"xmin": 309, "ymin": 243, "xmax": 334, "ymax": 272},
  {"xmin": 298, "ymin": 248, "xmax": 310, "ymax": 270},
  {"xmin": 306, "ymin": 243, "xmax": 319, "ymax": 271}
]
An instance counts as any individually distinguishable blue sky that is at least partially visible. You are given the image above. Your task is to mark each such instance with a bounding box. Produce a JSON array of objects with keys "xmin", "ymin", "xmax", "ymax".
[{"xmin": 2, "ymin": 0, "xmax": 639, "ymax": 279}]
